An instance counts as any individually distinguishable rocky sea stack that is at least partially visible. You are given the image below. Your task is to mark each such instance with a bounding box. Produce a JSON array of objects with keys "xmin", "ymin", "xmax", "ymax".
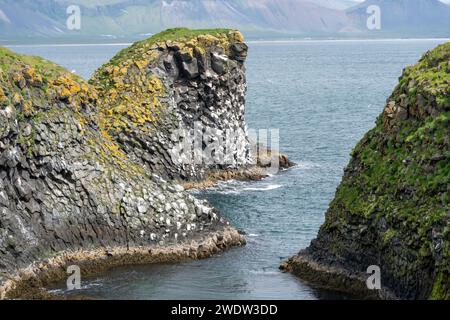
[
  {"xmin": 0, "ymin": 28, "xmax": 291, "ymax": 299},
  {"xmin": 282, "ymin": 42, "xmax": 450, "ymax": 299}
]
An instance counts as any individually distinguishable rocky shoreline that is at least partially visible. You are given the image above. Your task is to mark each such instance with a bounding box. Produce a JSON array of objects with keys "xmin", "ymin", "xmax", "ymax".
[
  {"xmin": 280, "ymin": 252, "xmax": 392, "ymax": 300},
  {"xmin": 283, "ymin": 42, "xmax": 450, "ymax": 300},
  {"xmin": 1, "ymin": 226, "xmax": 244, "ymax": 299}
]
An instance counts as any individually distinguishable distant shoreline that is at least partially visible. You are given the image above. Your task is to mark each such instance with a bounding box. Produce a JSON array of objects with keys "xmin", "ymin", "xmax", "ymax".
[{"xmin": 4, "ymin": 37, "xmax": 450, "ymax": 48}]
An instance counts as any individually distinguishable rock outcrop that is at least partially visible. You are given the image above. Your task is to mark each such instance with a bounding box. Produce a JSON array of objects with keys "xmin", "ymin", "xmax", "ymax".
[
  {"xmin": 90, "ymin": 28, "xmax": 251, "ymax": 183},
  {"xmin": 90, "ymin": 28, "xmax": 292, "ymax": 185},
  {"xmin": 0, "ymin": 28, "xmax": 280, "ymax": 298},
  {"xmin": 282, "ymin": 42, "xmax": 450, "ymax": 299}
]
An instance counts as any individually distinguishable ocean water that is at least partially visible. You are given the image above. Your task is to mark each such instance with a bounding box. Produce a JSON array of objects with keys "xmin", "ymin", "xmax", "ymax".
[{"xmin": 8, "ymin": 39, "xmax": 448, "ymax": 300}]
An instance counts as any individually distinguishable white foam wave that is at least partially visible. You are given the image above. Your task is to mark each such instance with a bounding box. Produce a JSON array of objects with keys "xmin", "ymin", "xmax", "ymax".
[{"xmin": 243, "ymin": 184, "xmax": 282, "ymax": 191}]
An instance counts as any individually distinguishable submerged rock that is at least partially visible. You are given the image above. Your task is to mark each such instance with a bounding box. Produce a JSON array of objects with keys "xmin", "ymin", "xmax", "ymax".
[{"xmin": 282, "ymin": 42, "xmax": 450, "ymax": 299}]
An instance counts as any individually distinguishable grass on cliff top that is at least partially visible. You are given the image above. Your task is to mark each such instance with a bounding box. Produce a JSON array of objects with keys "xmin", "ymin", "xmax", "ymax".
[
  {"xmin": 400, "ymin": 41, "xmax": 450, "ymax": 108},
  {"xmin": 0, "ymin": 46, "xmax": 83, "ymax": 83},
  {"xmin": 97, "ymin": 27, "xmax": 239, "ymax": 71},
  {"xmin": 143, "ymin": 27, "xmax": 235, "ymax": 44}
]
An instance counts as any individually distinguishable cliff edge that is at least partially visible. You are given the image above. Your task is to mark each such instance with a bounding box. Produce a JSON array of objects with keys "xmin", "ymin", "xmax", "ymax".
[{"xmin": 282, "ymin": 42, "xmax": 450, "ymax": 299}]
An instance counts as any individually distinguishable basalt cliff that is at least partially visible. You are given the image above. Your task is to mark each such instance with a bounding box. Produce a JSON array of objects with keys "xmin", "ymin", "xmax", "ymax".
[
  {"xmin": 0, "ymin": 28, "xmax": 289, "ymax": 299},
  {"xmin": 282, "ymin": 42, "xmax": 450, "ymax": 299}
]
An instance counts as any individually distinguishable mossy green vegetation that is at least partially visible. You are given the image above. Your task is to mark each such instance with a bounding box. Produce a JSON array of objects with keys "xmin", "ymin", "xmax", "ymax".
[
  {"xmin": 0, "ymin": 47, "xmax": 71, "ymax": 80},
  {"xmin": 399, "ymin": 42, "xmax": 450, "ymax": 109},
  {"xmin": 0, "ymin": 46, "xmax": 96, "ymax": 115},
  {"xmin": 318, "ymin": 42, "xmax": 449, "ymax": 299}
]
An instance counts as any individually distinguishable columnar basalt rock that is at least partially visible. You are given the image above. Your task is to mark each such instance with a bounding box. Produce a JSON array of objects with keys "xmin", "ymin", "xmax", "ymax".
[
  {"xmin": 282, "ymin": 42, "xmax": 450, "ymax": 300},
  {"xmin": 90, "ymin": 28, "xmax": 253, "ymax": 182},
  {"xmin": 0, "ymin": 30, "xmax": 256, "ymax": 299}
]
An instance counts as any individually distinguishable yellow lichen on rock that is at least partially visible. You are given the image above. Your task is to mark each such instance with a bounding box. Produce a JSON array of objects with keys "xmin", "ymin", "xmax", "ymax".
[
  {"xmin": 120, "ymin": 66, "xmax": 128, "ymax": 75},
  {"xmin": 52, "ymin": 75, "xmax": 84, "ymax": 102},
  {"xmin": 12, "ymin": 92, "xmax": 23, "ymax": 106},
  {"xmin": 0, "ymin": 87, "xmax": 7, "ymax": 104},
  {"xmin": 229, "ymin": 30, "xmax": 244, "ymax": 43},
  {"xmin": 197, "ymin": 34, "xmax": 220, "ymax": 46},
  {"xmin": 22, "ymin": 67, "xmax": 40, "ymax": 82},
  {"xmin": 22, "ymin": 100, "xmax": 32, "ymax": 116},
  {"xmin": 97, "ymin": 50, "xmax": 166, "ymax": 134},
  {"xmin": 22, "ymin": 67, "xmax": 36, "ymax": 80},
  {"xmin": 134, "ymin": 60, "xmax": 148, "ymax": 71}
]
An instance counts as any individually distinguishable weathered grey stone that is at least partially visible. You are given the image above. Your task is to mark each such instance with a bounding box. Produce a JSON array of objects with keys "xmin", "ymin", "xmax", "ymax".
[
  {"xmin": 211, "ymin": 52, "xmax": 229, "ymax": 74},
  {"xmin": 230, "ymin": 43, "xmax": 248, "ymax": 62},
  {"xmin": 181, "ymin": 59, "xmax": 200, "ymax": 79}
]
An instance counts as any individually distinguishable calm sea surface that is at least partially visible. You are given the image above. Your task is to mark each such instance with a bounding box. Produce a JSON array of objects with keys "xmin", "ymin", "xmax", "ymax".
[{"xmin": 8, "ymin": 39, "xmax": 447, "ymax": 299}]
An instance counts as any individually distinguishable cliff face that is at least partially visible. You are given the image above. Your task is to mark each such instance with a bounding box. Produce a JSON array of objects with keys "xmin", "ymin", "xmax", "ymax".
[
  {"xmin": 0, "ymin": 29, "xmax": 252, "ymax": 298},
  {"xmin": 283, "ymin": 42, "xmax": 450, "ymax": 299},
  {"xmin": 90, "ymin": 28, "xmax": 251, "ymax": 181}
]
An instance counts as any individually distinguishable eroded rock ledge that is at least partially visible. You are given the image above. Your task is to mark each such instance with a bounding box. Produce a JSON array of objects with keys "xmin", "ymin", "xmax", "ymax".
[
  {"xmin": 0, "ymin": 28, "xmax": 292, "ymax": 299},
  {"xmin": 1, "ymin": 227, "xmax": 244, "ymax": 299},
  {"xmin": 282, "ymin": 42, "xmax": 450, "ymax": 300}
]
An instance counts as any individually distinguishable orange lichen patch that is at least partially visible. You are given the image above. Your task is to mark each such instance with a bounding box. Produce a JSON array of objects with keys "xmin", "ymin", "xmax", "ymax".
[
  {"xmin": 53, "ymin": 76, "xmax": 81, "ymax": 95},
  {"xmin": 51, "ymin": 75, "xmax": 98, "ymax": 106},
  {"xmin": 147, "ymin": 76, "xmax": 164, "ymax": 93},
  {"xmin": 0, "ymin": 87, "xmax": 7, "ymax": 103},
  {"xmin": 22, "ymin": 100, "xmax": 32, "ymax": 116},
  {"xmin": 177, "ymin": 31, "xmax": 242, "ymax": 58},
  {"xmin": 22, "ymin": 67, "xmax": 36, "ymax": 79},
  {"xmin": 80, "ymin": 83, "xmax": 91, "ymax": 95},
  {"xmin": 56, "ymin": 87, "xmax": 72, "ymax": 100},
  {"xmin": 134, "ymin": 60, "xmax": 148, "ymax": 71},
  {"xmin": 101, "ymin": 130, "xmax": 127, "ymax": 159},
  {"xmin": 197, "ymin": 34, "xmax": 221, "ymax": 46},
  {"xmin": 98, "ymin": 72, "xmax": 165, "ymax": 134},
  {"xmin": 12, "ymin": 92, "xmax": 23, "ymax": 106},
  {"xmin": 85, "ymin": 129, "xmax": 145, "ymax": 175},
  {"xmin": 120, "ymin": 66, "xmax": 128, "ymax": 75},
  {"xmin": 22, "ymin": 67, "xmax": 43, "ymax": 86},
  {"xmin": 228, "ymin": 30, "xmax": 244, "ymax": 43}
]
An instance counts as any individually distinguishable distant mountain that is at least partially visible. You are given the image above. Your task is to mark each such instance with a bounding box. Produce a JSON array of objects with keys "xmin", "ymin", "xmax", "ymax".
[
  {"xmin": 156, "ymin": 0, "xmax": 349, "ymax": 33},
  {"xmin": 0, "ymin": 0, "xmax": 351, "ymax": 40},
  {"xmin": 0, "ymin": 0, "xmax": 66, "ymax": 37},
  {"xmin": 0, "ymin": 0, "xmax": 449, "ymax": 41},
  {"xmin": 347, "ymin": 0, "xmax": 450, "ymax": 36}
]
